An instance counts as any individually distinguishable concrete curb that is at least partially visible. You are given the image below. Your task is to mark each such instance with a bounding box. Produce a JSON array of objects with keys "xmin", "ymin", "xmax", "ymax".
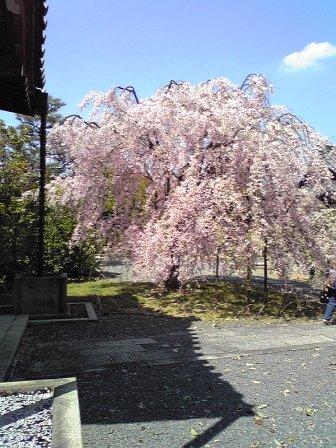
[
  {"xmin": 0, "ymin": 377, "xmax": 83, "ymax": 448},
  {"xmin": 29, "ymin": 302, "xmax": 97, "ymax": 324},
  {"xmin": 0, "ymin": 314, "xmax": 28, "ymax": 381}
]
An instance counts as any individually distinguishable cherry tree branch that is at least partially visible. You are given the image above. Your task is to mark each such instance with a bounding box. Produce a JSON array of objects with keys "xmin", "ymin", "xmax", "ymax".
[
  {"xmin": 60, "ymin": 114, "xmax": 100, "ymax": 128},
  {"xmin": 117, "ymin": 86, "xmax": 139, "ymax": 104}
]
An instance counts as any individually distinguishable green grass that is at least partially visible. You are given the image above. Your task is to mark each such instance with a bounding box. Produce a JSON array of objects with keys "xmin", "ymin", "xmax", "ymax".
[{"xmin": 68, "ymin": 279, "xmax": 321, "ymax": 322}]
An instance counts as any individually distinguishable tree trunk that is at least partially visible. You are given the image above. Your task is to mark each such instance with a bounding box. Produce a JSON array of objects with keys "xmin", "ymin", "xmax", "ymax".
[{"xmin": 164, "ymin": 265, "xmax": 180, "ymax": 290}]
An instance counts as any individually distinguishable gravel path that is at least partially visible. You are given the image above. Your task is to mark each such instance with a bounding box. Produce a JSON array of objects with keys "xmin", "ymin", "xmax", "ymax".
[{"xmin": 0, "ymin": 389, "xmax": 53, "ymax": 448}]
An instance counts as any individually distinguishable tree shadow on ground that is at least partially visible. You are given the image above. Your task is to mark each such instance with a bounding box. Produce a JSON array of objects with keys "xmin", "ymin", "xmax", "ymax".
[
  {"xmin": 76, "ymin": 309, "xmax": 254, "ymax": 448},
  {"xmin": 10, "ymin": 290, "xmax": 256, "ymax": 447},
  {"xmin": 78, "ymin": 343, "xmax": 254, "ymax": 448}
]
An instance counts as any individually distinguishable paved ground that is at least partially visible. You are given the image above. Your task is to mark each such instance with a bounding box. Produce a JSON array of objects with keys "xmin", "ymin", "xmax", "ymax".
[{"xmin": 8, "ymin": 305, "xmax": 336, "ymax": 448}]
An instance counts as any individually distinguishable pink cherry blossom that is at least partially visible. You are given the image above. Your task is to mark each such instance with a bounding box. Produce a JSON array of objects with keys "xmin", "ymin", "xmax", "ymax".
[{"xmin": 48, "ymin": 75, "xmax": 335, "ymax": 286}]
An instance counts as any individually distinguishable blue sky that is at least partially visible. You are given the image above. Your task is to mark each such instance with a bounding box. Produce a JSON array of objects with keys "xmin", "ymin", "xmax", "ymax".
[{"xmin": 2, "ymin": 0, "xmax": 336, "ymax": 139}]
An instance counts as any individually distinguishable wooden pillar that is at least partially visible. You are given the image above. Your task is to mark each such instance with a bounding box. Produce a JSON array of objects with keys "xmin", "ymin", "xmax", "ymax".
[{"xmin": 37, "ymin": 92, "xmax": 48, "ymax": 276}]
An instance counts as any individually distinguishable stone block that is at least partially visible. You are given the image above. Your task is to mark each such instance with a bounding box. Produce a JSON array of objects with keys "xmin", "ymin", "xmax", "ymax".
[
  {"xmin": 111, "ymin": 350, "xmax": 174, "ymax": 364},
  {"xmin": 0, "ymin": 293, "xmax": 14, "ymax": 305},
  {"xmin": 14, "ymin": 274, "xmax": 67, "ymax": 315},
  {"xmin": 93, "ymin": 337, "xmax": 156, "ymax": 347},
  {"xmin": 81, "ymin": 344, "xmax": 145, "ymax": 356},
  {"xmin": 82, "ymin": 354, "xmax": 113, "ymax": 366}
]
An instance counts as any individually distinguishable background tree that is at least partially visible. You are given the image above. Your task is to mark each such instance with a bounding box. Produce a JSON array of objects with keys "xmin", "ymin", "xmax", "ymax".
[
  {"xmin": 0, "ymin": 120, "xmax": 38, "ymax": 281},
  {"xmin": 0, "ymin": 97, "xmax": 101, "ymax": 287},
  {"xmin": 16, "ymin": 96, "xmax": 67, "ymax": 175}
]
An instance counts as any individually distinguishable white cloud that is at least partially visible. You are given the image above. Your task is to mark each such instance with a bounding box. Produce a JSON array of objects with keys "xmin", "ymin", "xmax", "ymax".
[{"xmin": 281, "ymin": 42, "xmax": 336, "ymax": 70}]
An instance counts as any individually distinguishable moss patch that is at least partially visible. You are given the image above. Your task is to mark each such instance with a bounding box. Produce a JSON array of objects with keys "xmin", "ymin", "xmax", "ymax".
[{"xmin": 68, "ymin": 279, "xmax": 321, "ymax": 322}]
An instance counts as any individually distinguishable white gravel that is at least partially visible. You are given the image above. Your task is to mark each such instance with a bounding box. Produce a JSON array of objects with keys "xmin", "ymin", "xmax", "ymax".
[{"xmin": 0, "ymin": 388, "xmax": 53, "ymax": 448}]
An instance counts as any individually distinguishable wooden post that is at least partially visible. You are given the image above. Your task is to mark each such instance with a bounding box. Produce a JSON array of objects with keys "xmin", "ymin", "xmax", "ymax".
[
  {"xmin": 165, "ymin": 176, "xmax": 170, "ymax": 196},
  {"xmin": 37, "ymin": 92, "xmax": 48, "ymax": 277},
  {"xmin": 215, "ymin": 247, "xmax": 220, "ymax": 288},
  {"xmin": 263, "ymin": 239, "xmax": 268, "ymax": 304},
  {"xmin": 246, "ymin": 265, "xmax": 252, "ymax": 302}
]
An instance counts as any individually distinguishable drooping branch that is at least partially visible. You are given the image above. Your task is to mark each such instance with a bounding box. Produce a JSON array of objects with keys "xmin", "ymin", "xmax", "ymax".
[
  {"xmin": 277, "ymin": 113, "xmax": 310, "ymax": 144},
  {"xmin": 164, "ymin": 80, "xmax": 184, "ymax": 92},
  {"xmin": 60, "ymin": 114, "xmax": 100, "ymax": 129},
  {"xmin": 116, "ymin": 86, "xmax": 139, "ymax": 104},
  {"xmin": 240, "ymin": 73, "xmax": 261, "ymax": 91}
]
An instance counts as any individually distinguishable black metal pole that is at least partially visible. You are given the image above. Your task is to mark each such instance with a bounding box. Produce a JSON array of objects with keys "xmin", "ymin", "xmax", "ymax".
[{"xmin": 37, "ymin": 92, "xmax": 48, "ymax": 276}]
